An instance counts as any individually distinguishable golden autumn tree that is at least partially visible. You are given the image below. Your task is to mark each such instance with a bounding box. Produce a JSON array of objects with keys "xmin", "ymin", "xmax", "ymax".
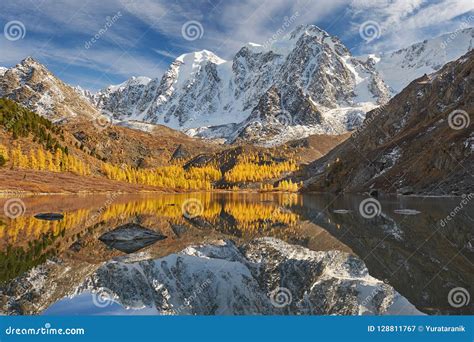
[
  {"xmin": 29, "ymin": 149, "xmax": 39, "ymax": 170},
  {"xmin": 0, "ymin": 144, "xmax": 8, "ymax": 166},
  {"xmin": 45, "ymin": 150, "xmax": 54, "ymax": 171},
  {"xmin": 54, "ymin": 148, "xmax": 62, "ymax": 172},
  {"xmin": 36, "ymin": 148, "xmax": 46, "ymax": 170}
]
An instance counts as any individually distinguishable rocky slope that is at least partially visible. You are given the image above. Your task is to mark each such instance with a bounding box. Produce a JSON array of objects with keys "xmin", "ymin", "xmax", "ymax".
[
  {"xmin": 0, "ymin": 57, "xmax": 100, "ymax": 121},
  {"xmin": 72, "ymin": 238, "xmax": 420, "ymax": 315},
  {"xmin": 61, "ymin": 118, "xmax": 221, "ymax": 167},
  {"xmin": 301, "ymin": 50, "xmax": 473, "ymax": 195},
  {"xmin": 87, "ymin": 76, "xmax": 152, "ymax": 118},
  {"xmin": 92, "ymin": 25, "xmax": 390, "ymax": 145}
]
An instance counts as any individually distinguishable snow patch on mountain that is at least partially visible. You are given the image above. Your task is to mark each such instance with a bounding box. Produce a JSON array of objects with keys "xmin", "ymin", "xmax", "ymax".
[
  {"xmin": 362, "ymin": 27, "xmax": 474, "ymax": 93},
  {"xmin": 116, "ymin": 120, "xmax": 159, "ymax": 133}
]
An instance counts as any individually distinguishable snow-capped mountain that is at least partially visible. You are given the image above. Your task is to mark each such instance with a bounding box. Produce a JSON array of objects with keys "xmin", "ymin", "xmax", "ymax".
[
  {"xmin": 72, "ymin": 238, "xmax": 421, "ymax": 315},
  {"xmin": 363, "ymin": 27, "xmax": 474, "ymax": 93},
  {"xmin": 2, "ymin": 26, "xmax": 471, "ymax": 146},
  {"xmin": 93, "ymin": 25, "xmax": 391, "ymax": 144},
  {"xmin": 0, "ymin": 57, "xmax": 100, "ymax": 121},
  {"xmin": 89, "ymin": 26, "xmax": 473, "ymax": 146},
  {"xmin": 91, "ymin": 76, "xmax": 152, "ymax": 117}
]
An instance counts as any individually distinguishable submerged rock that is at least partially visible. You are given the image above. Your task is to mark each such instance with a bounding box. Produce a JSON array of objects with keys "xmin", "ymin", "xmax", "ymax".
[{"xmin": 99, "ymin": 223, "xmax": 166, "ymax": 253}]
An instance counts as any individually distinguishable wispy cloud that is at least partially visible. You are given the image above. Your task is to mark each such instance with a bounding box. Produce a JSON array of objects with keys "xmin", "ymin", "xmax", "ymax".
[
  {"xmin": 152, "ymin": 48, "xmax": 177, "ymax": 59},
  {"xmin": 350, "ymin": 0, "xmax": 474, "ymax": 52},
  {"xmin": 0, "ymin": 0, "xmax": 472, "ymax": 89},
  {"xmin": 0, "ymin": 38, "xmax": 165, "ymax": 88}
]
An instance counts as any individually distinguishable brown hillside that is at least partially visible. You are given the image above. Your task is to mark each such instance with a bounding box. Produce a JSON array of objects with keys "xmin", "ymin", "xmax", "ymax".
[{"xmin": 301, "ymin": 51, "xmax": 473, "ymax": 195}]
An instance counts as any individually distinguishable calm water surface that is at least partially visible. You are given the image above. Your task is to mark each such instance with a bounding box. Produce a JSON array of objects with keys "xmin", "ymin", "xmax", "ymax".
[{"xmin": 0, "ymin": 192, "xmax": 472, "ymax": 315}]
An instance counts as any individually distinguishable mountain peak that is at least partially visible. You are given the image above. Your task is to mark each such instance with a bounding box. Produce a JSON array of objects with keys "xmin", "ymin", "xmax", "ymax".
[
  {"xmin": 57, "ymin": 26, "xmax": 472, "ymax": 147},
  {"xmin": 20, "ymin": 56, "xmax": 42, "ymax": 67},
  {"xmin": 289, "ymin": 24, "xmax": 329, "ymax": 39},
  {"xmin": 1, "ymin": 55, "xmax": 100, "ymax": 121},
  {"xmin": 176, "ymin": 50, "xmax": 226, "ymax": 65},
  {"xmin": 258, "ymin": 24, "xmax": 335, "ymax": 57},
  {"xmin": 104, "ymin": 76, "xmax": 152, "ymax": 93},
  {"xmin": 16, "ymin": 56, "xmax": 51, "ymax": 75}
]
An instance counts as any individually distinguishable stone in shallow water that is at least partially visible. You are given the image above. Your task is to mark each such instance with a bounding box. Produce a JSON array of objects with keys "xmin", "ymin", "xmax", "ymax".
[
  {"xmin": 393, "ymin": 209, "xmax": 421, "ymax": 215},
  {"xmin": 333, "ymin": 209, "xmax": 352, "ymax": 214},
  {"xmin": 99, "ymin": 223, "xmax": 166, "ymax": 253},
  {"xmin": 34, "ymin": 213, "xmax": 64, "ymax": 221},
  {"xmin": 397, "ymin": 186, "xmax": 414, "ymax": 195}
]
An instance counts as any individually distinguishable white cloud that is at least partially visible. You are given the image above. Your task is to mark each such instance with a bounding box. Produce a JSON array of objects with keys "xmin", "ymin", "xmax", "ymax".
[
  {"xmin": 119, "ymin": 0, "xmax": 349, "ymax": 57},
  {"xmin": 152, "ymin": 49, "xmax": 177, "ymax": 59},
  {"xmin": 350, "ymin": 0, "xmax": 474, "ymax": 52}
]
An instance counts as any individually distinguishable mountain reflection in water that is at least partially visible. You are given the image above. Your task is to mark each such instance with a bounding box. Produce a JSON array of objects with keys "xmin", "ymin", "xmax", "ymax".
[{"xmin": 0, "ymin": 192, "xmax": 472, "ymax": 315}]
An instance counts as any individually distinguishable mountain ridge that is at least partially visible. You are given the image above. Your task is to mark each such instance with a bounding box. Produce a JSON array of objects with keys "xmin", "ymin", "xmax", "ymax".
[
  {"xmin": 87, "ymin": 25, "xmax": 473, "ymax": 146},
  {"xmin": 0, "ymin": 57, "xmax": 100, "ymax": 122},
  {"xmin": 362, "ymin": 27, "xmax": 474, "ymax": 93},
  {"xmin": 1, "ymin": 26, "xmax": 472, "ymax": 148},
  {"xmin": 85, "ymin": 24, "xmax": 391, "ymax": 145}
]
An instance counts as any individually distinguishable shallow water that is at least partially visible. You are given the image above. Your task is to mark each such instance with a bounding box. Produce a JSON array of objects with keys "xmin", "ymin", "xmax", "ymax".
[{"xmin": 0, "ymin": 192, "xmax": 472, "ymax": 315}]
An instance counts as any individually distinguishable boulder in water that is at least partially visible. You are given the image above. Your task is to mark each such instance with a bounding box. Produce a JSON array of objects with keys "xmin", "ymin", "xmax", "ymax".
[{"xmin": 99, "ymin": 223, "xmax": 166, "ymax": 253}]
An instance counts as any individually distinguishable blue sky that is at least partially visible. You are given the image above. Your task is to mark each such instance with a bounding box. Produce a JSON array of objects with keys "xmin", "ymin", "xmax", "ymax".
[{"xmin": 0, "ymin": 0, "xmax": 473, "ymax": 90}]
